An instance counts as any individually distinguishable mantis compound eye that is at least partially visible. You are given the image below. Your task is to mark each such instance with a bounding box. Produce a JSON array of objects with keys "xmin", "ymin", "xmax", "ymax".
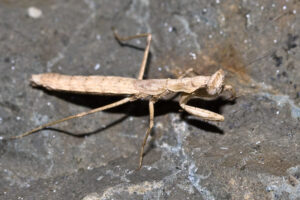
[{"xmin": 206, "ymin": 69, "xmax": 225, "ymax": 95}]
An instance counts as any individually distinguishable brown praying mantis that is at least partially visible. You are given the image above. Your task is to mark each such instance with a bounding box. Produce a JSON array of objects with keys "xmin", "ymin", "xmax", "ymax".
[{"xmin": 7, "ymin": 30, "xmax": 234, "ymax": 169}]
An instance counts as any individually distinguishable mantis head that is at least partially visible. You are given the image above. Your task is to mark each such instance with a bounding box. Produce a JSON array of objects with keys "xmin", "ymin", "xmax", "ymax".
[
  {"xmin": 206, "ymin": 69, "xmax": 225, "ymax": 96},
  {"xmin": 192, "ymin": 69, "xmax": 235, "ymax": 99}
]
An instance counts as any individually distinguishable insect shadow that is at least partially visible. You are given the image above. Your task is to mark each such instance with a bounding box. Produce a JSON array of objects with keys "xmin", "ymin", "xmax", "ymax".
[{"xmin": 40, "ymin": 89, "xmax": 234, "ymax": 137}]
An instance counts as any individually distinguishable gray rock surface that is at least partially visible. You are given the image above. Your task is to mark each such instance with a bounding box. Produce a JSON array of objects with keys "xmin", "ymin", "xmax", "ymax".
[{"xmin": 0, "ymin": 0, "xmax": 299, "ymax": 199}]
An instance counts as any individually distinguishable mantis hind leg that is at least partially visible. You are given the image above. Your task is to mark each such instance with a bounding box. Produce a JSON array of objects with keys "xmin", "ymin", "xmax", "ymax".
[
  {"xmin": 113, "ymin": 29, "xmax": 152, "ymax": 80},
  {"xmin": 8, "ymin": 97, "xmax": 136, "ymax": 140}
]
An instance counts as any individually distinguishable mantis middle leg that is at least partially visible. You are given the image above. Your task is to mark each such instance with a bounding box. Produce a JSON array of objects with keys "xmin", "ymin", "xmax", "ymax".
[
  {"xmin": 113, "ymin": 29, "xmax": 152, "ymax": 80},
  {"xmin": 138, "ymin": 99, "xmax": 155, "ymax": 169},
  {"xmin": 113, "ymin": 30, "xmax": 157, "ymax": 168}
]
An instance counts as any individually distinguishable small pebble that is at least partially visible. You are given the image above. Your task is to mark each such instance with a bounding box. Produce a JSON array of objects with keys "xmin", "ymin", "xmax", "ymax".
[
  {"xmin": 189, "ymin": 52, "xmax": 196, "ymax": 60},
  {"xmin": 94, "ymin": 63, "xmax": 100, "ymax": 71},
  {"xmin": 282, "ymin": 5, "xmax": 287, "ymax": 10},
  {"xmin": 28, "ymin": 7, "xmax": 42, "ymax": 19},
  {"xmin": 96, "ymin": 176, "xmax": 103, "ymax": 181},
  {"xmin": 82, "ymin": 193, "xmax": 101, "ymax": 200},
  {"xmin": 96, "ymin": 34, "xmax": 101, "ymax": 40}
]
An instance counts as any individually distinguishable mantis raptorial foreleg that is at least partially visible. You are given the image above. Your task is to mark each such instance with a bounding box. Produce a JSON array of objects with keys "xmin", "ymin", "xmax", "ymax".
[
  {"xmin": 179, "ymin": 93, "xmax": 225, "ymax": 121},
  {"xmin": 179, "ymin": 83, "xmax": 235, "ymax": 121}
]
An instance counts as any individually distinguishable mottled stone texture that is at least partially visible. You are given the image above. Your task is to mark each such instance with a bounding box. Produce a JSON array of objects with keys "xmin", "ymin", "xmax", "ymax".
[{"xmin": 0, "ymin": 0, "xmax": 299, "ymax": 199}]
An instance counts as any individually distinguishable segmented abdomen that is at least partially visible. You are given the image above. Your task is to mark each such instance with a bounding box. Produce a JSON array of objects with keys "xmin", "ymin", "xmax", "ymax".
[{"xmin": 31, "ymin": 73, "xmax": 140, "ymax": 95}]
